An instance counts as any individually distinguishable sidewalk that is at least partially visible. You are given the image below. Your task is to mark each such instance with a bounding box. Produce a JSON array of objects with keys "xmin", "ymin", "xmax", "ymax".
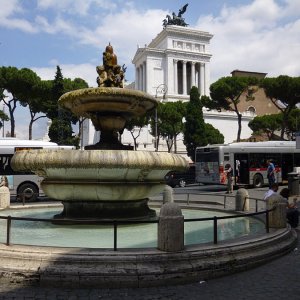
[{"xmin": 0, "ymin": 187, "xmax": 299, "ymax": 299}]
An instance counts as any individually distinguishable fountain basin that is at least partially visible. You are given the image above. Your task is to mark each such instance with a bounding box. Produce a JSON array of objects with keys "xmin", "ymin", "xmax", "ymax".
[
  {"xmin": 11, "ymin": 149, "xmax": 188, "ymax": 219},
  {"xmin": 59, "ymin": 87, "xmax": 157, "ymax": 131}
]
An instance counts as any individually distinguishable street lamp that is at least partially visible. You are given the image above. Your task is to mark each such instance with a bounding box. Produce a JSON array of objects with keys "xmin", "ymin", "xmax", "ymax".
[{"xmin": 155, "ymin": 84, "xmax": 168, "ymax": 151}]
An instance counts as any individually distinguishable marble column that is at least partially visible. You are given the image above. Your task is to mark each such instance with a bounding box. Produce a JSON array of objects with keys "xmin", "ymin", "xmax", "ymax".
[
  {"xmin": 142, "ymin": 61, "xmax": 146, "ymax": 92},
  {"xmin": 200, "ymin": 63, "xmax": 205, "ymax": 96},
  {"xmin": 191, "ymin": 62, "xmax": 196, "ymax": 89},
  {"xmin": 174, "ymin": 59, "xmax": 178, "ymax": 94},
  {"xmin": 183, "ymin": 61, "xmax": 187, "ymax": 95}
]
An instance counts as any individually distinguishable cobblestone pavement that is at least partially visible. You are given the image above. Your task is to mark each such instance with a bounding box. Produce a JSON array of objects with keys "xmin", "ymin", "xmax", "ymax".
[{"xmin": 1, "ymin": 188, "xmax": 299, "ymax": 299}]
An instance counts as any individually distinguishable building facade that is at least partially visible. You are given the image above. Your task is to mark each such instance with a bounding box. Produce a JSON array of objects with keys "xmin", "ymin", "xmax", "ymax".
[
  {"xmin": 82, "ymin": 25, "xmax": 256, "ymax": 153},
  {"xmin": 132, "ymin": 25, "xmax": 212, "ymax": 100}
]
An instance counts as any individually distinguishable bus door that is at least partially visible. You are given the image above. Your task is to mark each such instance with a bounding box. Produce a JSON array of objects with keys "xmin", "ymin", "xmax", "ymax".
[
  {"xmin": 281, "ymin": 153, "xmax": 293, "ymax": 181},
  {"xmin": 234, "ymin": 154, "xmax": 249, "ymax": 185}
]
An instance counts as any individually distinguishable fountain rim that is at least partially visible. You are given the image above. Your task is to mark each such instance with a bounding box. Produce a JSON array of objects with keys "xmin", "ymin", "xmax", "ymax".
[
  {"xmin": 0, "ymin": 203, "xmax": 296, "ymax": 288},
  {"xmin": 58, "ymin": 87, "xmax": 158, "ymax": 106},
  {"xmin": 11, "ymin": 149, "xmax": 189, "ymax": 170}
]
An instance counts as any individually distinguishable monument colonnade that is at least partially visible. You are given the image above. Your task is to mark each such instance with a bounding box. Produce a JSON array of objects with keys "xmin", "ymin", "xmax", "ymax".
[{"xmin": 135, "ymin": 59, "xmax": 209, "ymax": 96}]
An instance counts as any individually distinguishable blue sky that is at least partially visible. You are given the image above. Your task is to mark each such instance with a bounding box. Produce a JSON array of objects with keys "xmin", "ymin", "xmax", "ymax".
[{"xmin": 1, "ymin": 0, "xmax": 300, "ymax": 139}]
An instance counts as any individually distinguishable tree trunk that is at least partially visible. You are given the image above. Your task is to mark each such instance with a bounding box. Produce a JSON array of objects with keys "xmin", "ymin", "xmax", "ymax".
[
  {"xmin": 29, "ymin": 119, "xmax": 33, "ymax": 140},
  {"xmin": 174, "ymin": 135, "xmax": 177, "ymax": 153},
  {"xmin": 237, "ymin": 112, "xmax": 242, "ymax": 142},
  {"xmin": 10, "ymin": 116, "xmax": 15, "ymax": 137}
]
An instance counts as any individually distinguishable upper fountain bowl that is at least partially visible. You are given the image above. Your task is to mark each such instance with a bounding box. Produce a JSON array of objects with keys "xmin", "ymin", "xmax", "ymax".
[{"xmin": 59, "ymin": 87, "xmax": 157, "ymax": 132}]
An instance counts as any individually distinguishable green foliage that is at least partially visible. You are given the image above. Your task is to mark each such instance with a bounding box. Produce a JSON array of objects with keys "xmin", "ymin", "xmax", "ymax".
[
  {"xmin": 0, "ymin": 66, "xmax": 43, "ymax": 137},
  {"xmin": 209, "ymin": 76, "xmax": 258, "ymax": 142},
  {"xmin": 261, "ymin": 76, "xmax": 300, "ymax": 139},
  {"xmin": 183, "ymin": 87, "xmax": 224, "ymax": 161},
  {"xmin": 125, "ymin": 114, "xmax": 151, "ymax": 150},
  {"xmin": 0, "ymin": 109, "xmax": 9, "ymax": 130},
  {"xmin": 159, "ymin": 101, "xmax": 186, "ymax": 152},
  {"xmin": 47, "ymin": 66, "xmax": 88, "ymax": 145},
  {"xmin": 204, "ymin": 123, "xmax": 224, "ymax": 145},
  {"xmin": 183, "ymin": 87, "xmax": 207, "ymax": 161},
  {"xmin": 48, "ymin": 118, "xmax": 79, "ymax": 147},
  {"xmin": 248, "ymin": 114, "xmax": 282, "ymax": 140},
  {"xmin": 0, "ymin": 65, "xmax": 87, "ymax": 140}
]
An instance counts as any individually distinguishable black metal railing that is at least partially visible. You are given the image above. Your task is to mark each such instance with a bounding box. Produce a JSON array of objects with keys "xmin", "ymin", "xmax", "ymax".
[{"xmin": 0, "ymin": 196, "xmax": 275, "ymax": 250}]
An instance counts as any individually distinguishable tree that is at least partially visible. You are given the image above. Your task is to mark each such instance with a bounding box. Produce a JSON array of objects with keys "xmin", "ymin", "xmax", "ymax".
[
  {"xmin": 208, "ymin": 76, "xmax": 258, "ymax": 142},
  {"xmin": 125, "ymin": 114, "xmax": 151, "ymax": 150},
  {"xmin": 0, "ymin": 109, "xmax": 9, "ymax": 134},
  {"xmin": 158, "ymin": 101, "xmax": 186, "ymax": 153},
  {"xmin": 248, "ymin": 114, "xmax": 282, "ymax": 140},
  {"xmin": 261, "ymin": 76, "xmax": 300, "ymax": 139},
  {"xmin": 0, "ymin": 66, "xmax": 26, "ymax": 137},
  {"xmin": 16, "ymin": 68, "xmax": 47, "ymax": 140},
  {"xmin": 183, "ymin": 87, "xmax": 224, "ymax": 161},
  {"xmin": 46, "ymin": 66, "xmax": 88, "ymax": 146},
  {"xmin": 48, "ymin": 118, "xmax": 79, "ymax": 147},
  {"xmin": 204, "ymin": 123, "xmax": 224, "ymax": 145},
  {"xmin": 183, "ymin": 87, "xmax": 207, "ymax": 161}
]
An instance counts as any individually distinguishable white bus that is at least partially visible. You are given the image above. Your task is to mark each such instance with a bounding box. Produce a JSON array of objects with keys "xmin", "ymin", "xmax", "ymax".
[
  {"xmin": 0, "ymin": 138, "xmax": 74, "ymax": 201},
  {"xmin": 195, "ymin": 141, "xmax": 300, "ymax": 188}
]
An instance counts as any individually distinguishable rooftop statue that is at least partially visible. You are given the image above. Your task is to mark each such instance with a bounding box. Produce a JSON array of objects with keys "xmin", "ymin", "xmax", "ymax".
[
  {"xmin": 96, "ymin": 43, "xmax": 126, "ymax": 88},
  {"xmin": 163, "ymin": 3, "xmax": 189, "ymax": 28}
]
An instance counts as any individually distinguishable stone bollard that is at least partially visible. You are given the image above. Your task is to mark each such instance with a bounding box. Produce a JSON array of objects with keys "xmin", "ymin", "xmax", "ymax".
[
  {"xmin": 235, "ymin": 188, "xmax": 249, "ymax": 211},
  {"xmin": 0, "ymin": 186, "xmax": 10, "ymax": 209},
  {"xmin": 163, "ymin": 185, "xmax": 174, "ymax": 204},
  {"xmin": 266, "ymin": 194, "xmax": 286, "ymax": 228},
  {"xmin": 158, "ymin": 202, "xmax": 184, "ymax": 252}
]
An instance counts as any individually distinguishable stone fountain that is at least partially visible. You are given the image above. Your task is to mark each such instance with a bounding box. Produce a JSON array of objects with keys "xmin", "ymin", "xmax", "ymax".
[{"xmin": 11, "ymin": 44, "xmax": 188, "ymax": 220}]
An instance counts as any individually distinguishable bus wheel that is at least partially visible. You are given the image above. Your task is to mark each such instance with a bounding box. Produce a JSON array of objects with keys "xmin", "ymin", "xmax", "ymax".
[
  {"xmin": 253, "ymin": 174, "xmax": 264, "ymax": 188},
  {"xmin": 179, "ymin": 179, "xmax": 186, "ymax": 188},
  {"xmin": 18, "ymin": 183, "xmax": 38, "ymax": 202}
]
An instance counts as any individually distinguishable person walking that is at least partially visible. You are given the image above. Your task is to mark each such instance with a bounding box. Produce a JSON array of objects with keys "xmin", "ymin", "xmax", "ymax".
[
  {"xmin": 267, "ymin": 160, "xmax": 276, "ymax": 188},
  {"xmin": 0, "ymin": 176, "xmax": 8, "ymax": 187},
  {"xmin": 224, "ymin": 163, "xmax": 233, "ymax": 194}
]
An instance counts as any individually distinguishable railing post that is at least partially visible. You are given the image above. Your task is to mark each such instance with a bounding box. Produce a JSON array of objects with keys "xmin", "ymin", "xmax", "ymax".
[
  {"xmin": 255, "ymin": 199, "xmax": 258, "ymax": 212},
  {"xmin": 6, "ymin": 216, "xmax": 11, "ymax": 246},
  {"xmin": 266, "ymin": 210, "xmax": 269, "ymax": 233},
  {"xmin": 187, "ymin": 193, "xmax": 190, "ymax": 205},
  {"xmin": 113, "ymin": 221, "xmax": 118, "ymax": 251},
  {"xmin": 213, "ymin": 216, "xmax": 218, "ymax": 244}
]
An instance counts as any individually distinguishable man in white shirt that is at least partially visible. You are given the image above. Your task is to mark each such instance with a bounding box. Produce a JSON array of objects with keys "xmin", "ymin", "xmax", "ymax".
[{"xmin": 263, "ymin": 182, "xmax": 279, "ymax": 200}]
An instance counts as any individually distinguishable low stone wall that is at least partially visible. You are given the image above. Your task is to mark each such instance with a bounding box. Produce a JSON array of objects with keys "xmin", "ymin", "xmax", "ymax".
[{"xmin": 0, "ymin": 226, "xmax": 296, "ymax": 288}]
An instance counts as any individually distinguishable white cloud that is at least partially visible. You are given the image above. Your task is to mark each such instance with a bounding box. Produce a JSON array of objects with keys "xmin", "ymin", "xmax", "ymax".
[
  {"xmin": 195, "ymin": 0, "xmax": 300, "ymax": 82},
  {"xmin": 36, "ymin": 0, "xmax": 116, "ymax": 15},
  {"xmin": 32, "ymin": 63, "xmax": 97, "ymax": 87},
  {"xmin": 0, "ymin": 0, "xmax": 22, "ymax": 18},
  {"xmin": 0, "ymin": 0, "xmax": 37, "ymax": 33}
]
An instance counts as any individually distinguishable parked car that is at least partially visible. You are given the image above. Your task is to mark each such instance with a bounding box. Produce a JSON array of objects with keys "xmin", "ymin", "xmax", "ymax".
[{"xmin": 165, "ymin": 165, "xmax": 195, "ymax": 188}]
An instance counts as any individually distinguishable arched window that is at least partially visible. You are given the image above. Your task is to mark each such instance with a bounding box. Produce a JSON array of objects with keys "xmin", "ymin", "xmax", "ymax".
[{"xmin": 247, "ymin": 106, "xmax": 256, "ymax": 115}]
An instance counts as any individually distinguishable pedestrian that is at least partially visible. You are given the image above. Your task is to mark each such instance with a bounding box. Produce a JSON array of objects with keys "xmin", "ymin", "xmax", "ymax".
[
  {"xmin": 279, "ymin": 188, "xmax": 299, "ymax": 228},
  {"xmin": 235, "ymin": 159, "xmax": 240, "ymax": 183},
  {"xmin": 0, "ymin": 175, "xmax": 8, "ymax": 187},
  {"xmin": 224, "ymin": 163, "xmax": 233, "ymax": 194},
  {"xmin": 267, "ymin": 160, "xmax": 276, "ymax": 188}
]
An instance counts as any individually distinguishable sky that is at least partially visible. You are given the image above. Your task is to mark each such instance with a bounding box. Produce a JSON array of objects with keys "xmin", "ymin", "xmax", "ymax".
[{"xmin": 0, "ymin": 0, "xmax": 300, "ymax": 139}]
